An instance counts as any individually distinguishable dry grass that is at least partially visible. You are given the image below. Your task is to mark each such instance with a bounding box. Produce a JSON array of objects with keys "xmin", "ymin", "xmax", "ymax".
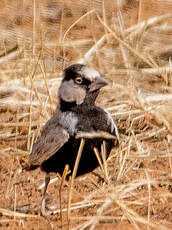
[{"xmin": 0, "ymin": 1, "xmax": 172, "ymax": 230}]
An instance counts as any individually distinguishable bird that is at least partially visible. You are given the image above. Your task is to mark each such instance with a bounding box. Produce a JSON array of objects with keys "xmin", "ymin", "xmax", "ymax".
[{"xmin": 28, "ymin": 64, "xmax": 119, "ymax": 215}]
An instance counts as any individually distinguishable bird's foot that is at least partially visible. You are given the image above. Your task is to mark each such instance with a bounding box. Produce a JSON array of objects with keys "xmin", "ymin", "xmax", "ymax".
[{"xmin": 41, "ymin": 198, "xmax": 58, "ymax": 216}]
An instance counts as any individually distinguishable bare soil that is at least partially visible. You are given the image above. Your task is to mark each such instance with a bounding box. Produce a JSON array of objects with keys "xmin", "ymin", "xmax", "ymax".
[{"xmin": 0, "ymin": 1, "xmax": 172, "ymax": 230}]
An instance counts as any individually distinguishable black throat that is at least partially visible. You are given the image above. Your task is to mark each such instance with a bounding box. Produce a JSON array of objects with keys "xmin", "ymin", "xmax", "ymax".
[
  {"xmin": 59, "ymin": 99, "xmax": 77, "ymax": 112},
  {"xmin": 58, "ymin": 90, "xmax": 100, "ymax": 112}
]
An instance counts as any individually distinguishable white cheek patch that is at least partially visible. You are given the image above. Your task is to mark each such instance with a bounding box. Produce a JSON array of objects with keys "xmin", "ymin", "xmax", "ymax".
[
  {"xmin": 59, "ymin": 80, "xmax": 86, "ymax": 105},
  {"xmin": 105, "ymin": 109, "xmax": 119, "ymax": 138},
  {"xmin": 60, "ymin": 112, "xmax": 79, "ymax": 135},
  {"xmin": 75, "ymin": 88, "xmax": 86, "ymax": 105}
]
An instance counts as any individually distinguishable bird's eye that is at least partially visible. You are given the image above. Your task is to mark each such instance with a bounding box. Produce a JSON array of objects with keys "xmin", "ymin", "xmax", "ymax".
[{"xmin": 75, "ymin": 76, "xmax": 83, "ymax": 84}]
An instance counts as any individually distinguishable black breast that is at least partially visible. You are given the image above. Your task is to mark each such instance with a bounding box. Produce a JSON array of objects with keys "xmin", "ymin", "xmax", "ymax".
[
  {"xmin": 41, "ymin": 106, "xmax": 116, "ymax": 177},
  {"xmin": 41, "ymin": 136, "xmax": 114, "ymax": 177}
]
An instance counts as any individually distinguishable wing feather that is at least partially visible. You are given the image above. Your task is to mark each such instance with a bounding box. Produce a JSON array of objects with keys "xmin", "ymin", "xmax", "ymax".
[{"xmin": 29, "ymin": 114, "xmax": 69, "ymax": 167}]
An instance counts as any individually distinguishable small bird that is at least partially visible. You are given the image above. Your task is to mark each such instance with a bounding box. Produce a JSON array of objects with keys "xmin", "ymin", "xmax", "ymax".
[{"xmin": 28, "ymin": 64, "xmax": 118, "ymax": 215}]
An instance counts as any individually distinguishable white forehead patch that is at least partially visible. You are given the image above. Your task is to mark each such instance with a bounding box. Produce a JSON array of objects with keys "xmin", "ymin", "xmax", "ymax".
[{"xmin": 80, "ymin": 66, "xmax": 100, "ymax": 81}]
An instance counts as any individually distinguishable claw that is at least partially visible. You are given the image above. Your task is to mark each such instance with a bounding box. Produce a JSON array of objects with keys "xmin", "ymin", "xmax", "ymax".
[{"xmin": 41, "ymin": 197, "xmax": 51, "ymax": 216}]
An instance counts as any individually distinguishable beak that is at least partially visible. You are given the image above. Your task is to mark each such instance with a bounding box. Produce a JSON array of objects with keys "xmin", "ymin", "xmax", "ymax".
[{"xmin": 89, "ymin": 76, "xmax": 108, "ymax": 92}]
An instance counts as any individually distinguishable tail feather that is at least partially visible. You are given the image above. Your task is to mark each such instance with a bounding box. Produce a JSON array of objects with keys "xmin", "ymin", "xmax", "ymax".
[{"xmin": 22, "ymin": 162, "xmax": 39, "ymax": 171}]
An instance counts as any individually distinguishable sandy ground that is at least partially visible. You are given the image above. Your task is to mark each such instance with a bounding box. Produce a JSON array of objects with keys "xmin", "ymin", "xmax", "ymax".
[{"xmin": 0, "ymin": 1, "xmax": 172, "ymax": 229}]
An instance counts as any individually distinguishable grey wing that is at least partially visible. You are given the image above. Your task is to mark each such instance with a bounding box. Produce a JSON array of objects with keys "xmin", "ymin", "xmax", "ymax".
[{"xmin": 29, "ymin": 116, "xmax": 69, "ymax": 167}]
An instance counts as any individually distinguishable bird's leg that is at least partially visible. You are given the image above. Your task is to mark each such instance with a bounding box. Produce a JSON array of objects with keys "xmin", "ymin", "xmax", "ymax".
[
  {"xmin": 41, "ymin": 173, "xmax": 51, "ymax": 216},
  {"xmin": 59, "ymin": 164, "xmax": 70, "ymax": 228}
]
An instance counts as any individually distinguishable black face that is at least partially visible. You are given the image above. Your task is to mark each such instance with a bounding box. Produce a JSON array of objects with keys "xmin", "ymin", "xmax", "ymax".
[
  {"xmin": 63, "ymin": 64, "xmax": 92, "ymax": 91},
  {"xmin": 58, "ymin": 64, "xmax": 108, "ymax": 108}
]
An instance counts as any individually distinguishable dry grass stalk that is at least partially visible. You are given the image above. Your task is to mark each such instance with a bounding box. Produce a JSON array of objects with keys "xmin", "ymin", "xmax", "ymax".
[
  {"xmin": 59, "ymin": 164, "xmax": 70, "ymax": 228},
  {"xmin": 101, "ymin": 141, "xmax": 110, "ymax": 184},
  {"xmin": 127, "ymin": 13, "xmax": 172, "ymax": 36},
  {"xmin": 145, "ymin": 170, "xmax": 151, "ymax": 230},
  {"xmin": 0, "ymin": 49, "xmax": 22, "ymax": 64},
  {"xmin": 93, "ymin": 147, "xmax": 104, "ymax": 176},
  {"xmin": 78, "ymin": 34, "xmax": 107, "ymax": 64},
  {"xmin": 67, "ymin": 138, "xmax": 85, "ymax": 225},
  {"xmin": 97, "ymin": 14, "xmax": 154, "ymax": 68},
  {"xmin": 110, "ymin": 66, "xmax": 172, "ymax": 76},
  {"xmin": 62, "ymin": 9, "xmax": 95, "ymax": 66},
  {"xmin": 76, "ymin": 131, "xmax": 117, "ymax": 139},
  {"xmin": 0, "ymin": 208, "xmax": 37, "ymax": 218},
  {"xmin": 0, "ymin": 1, "xmax": 172, "ymax": 229},
  {"xmin": 117, "ymin": 9, "xmax": 133, "ymax": 69}
]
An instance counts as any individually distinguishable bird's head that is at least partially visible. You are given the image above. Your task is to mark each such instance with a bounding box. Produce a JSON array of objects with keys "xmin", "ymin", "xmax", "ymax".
[{"xmin": 58, "ymin": 64, "xmax": 108, "ymax": 107}]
